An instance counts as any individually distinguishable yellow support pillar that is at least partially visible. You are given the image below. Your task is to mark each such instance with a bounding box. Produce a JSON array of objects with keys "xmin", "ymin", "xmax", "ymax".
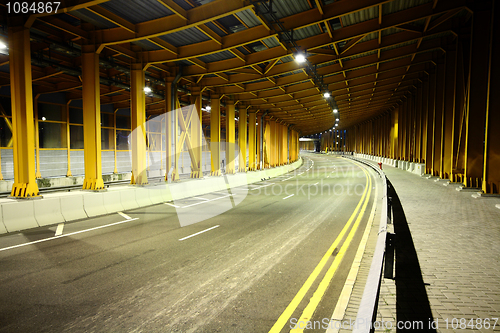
[
  {"xmin": 264, "ymin": 118, "xmax": 271, "ymax": 168},
  {"xmin": 81, "ymin": 46, "xmax": 105, "ymax": 190},
  {"xmin": 130, "ymin": 64, "xmax": 148, "ymax": 185},
  {"xmin": 190, "ymin": 87, "xmax": 203, "ymax": 178},
  {"xmin": 225, "ymin": 99, "xmax": 235, "ymax": 174},
  {"xmin": 238, "ymin": 107, "xmax": 247, "ymax": 172},
  {"xmin": 210, "ymin": 95, "xmax": 221, "ymax": 176},
  {"xmin": 8, "ymin": 26, "xmax": 40, "ymax": 197},
  {"xmin": 248, "ymin": 112, "xmax": 256, "ymax": 171},
  {"xmin": 482, "ymin": 2, "xmax": 500, "ymax": 193}
]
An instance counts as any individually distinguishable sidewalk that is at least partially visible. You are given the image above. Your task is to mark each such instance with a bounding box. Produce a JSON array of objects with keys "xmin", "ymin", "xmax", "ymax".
[{"xmin": 375, "ymin": 162, "xmax": 500, "ymax": 332}]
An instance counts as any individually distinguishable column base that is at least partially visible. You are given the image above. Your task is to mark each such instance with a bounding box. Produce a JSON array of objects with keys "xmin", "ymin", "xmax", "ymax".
[
  {"xmin": 11, "ymin": 182, "xmax": 40, "ymax": 198},
  {"xmin": 83, "ymin": 177, "xmax": 105, "ymax": 190},
  {"xmin": 225, "ymin": 168, "xmax": 236, "ymax": 174},
  {"xmin": 35, "ymin": 171, "xmax": 42, "ymax": 179},
  {"xmin": 190, "ymin": 170, "xmax": 203, "ymax": 178},
  {"xmin": 211, "ymin": 170, "xmax": 221, "ymax": 176},
  {"xmin": 238, "ymin": 167, "xmax": 247, "ymax": 172},
  {"xmin": 170, "ymin": 172, "xmax": 180, "ymax": 182}
]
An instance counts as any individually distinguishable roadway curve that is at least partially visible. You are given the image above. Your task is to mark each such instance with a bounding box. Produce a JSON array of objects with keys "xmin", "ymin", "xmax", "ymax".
[{"xmin": 0, "ymin": 152, "xmax": 380, "ymax": 333}]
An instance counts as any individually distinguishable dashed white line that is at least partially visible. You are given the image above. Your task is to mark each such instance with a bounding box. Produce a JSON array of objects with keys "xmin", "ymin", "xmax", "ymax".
[
  {"xmin": 251, "ymin": 183, "xmax": 274, "ymax": 190},
  {"xmin": 181, "ymin": 194, "xmax": 233, "ymax": 208},
  {"xmin": 179, "ymin": 225, "xmax": 220, "ymax": 241},
  {"xmin": 164, "ymin": 202, "xmax": 180, "ymax": 208},
  {"xmin": 117, "ymin": 211, "xmax": 132, "ymax": 220},
  {"xmin": 55, "ymin": 223, "xmax": 64, "ymax": 236},
  {"xmin": 281, "ymin": 177, "xmax": 294, "ymax": 182},
  {"xmin": 192, "ymin": 197, "xmax": 210, "ymax": 201},
  {"xmin": 283, "ymin": 194, "xmax": 294, "ymax": 200},
  {"xmin": 0, "ymin": 218, "xmax": 140, "ymax": 253},
  {"xmin": 312, "ymin": 182, "xmax": 319, "ymax": 186}
]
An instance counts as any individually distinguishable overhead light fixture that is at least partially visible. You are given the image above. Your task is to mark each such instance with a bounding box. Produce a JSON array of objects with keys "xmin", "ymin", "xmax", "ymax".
[
  {"xmin": 206, "ymin": 105, "xmax": 211, "ymax": 111},
  {"xmin": 0, "ymin": 42, "xmax": 7, "ymax": 50},
  {"xmin": 333, "ymin": 108, "xmax": 338, "ymax": 113},
  {"xmin": 336, "ymin": 118, "xmax": 339, "ymax": 122},
  {"xmin": 323, "ymin": 92, "xmax": 330, "ymax": 98},
  {"xmin": 295, "ymin": 53, "xmax": 306, "ymax": 64},
  {"xmin": 144, "ymin": 86, "xmax": 152, "ymax": 93},
  {"xmin": 41, "ymin": 116, "xmax": 46, "ymax": 121}
]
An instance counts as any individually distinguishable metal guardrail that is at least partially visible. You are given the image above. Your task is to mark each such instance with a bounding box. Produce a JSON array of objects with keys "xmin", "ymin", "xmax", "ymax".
[{"xmin": 342, "ymin": 155, "xmax": 393, "ymax": 333}]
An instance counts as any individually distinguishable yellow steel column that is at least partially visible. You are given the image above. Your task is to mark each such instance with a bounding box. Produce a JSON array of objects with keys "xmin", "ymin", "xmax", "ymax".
[
  {"xmin": 8, "ymin": 25, "xmax": 40, "ymax": 197},
  {"xmin": 81, "ymin": 46, "xmax": 105, "ymax": 190},
  {"xmin": 264, "ymin": 118, "xmax": 271, "ymax": 168},
  {"xmin": 130, "ymin": 63, "xmax": 148, "ymax": 185},
  {"xmin": 210, "ymin": 95, "xmax": 221, "ymax": 176},
  {"xmin": 433, "ymin": 58, "xmax": 446, "ymax": 177},
  {"xmin": 270, "ymin": 119, "xmax": 276, "ymax": 167},
  {"xmin": 239, "ymin": 107, "xmax": 247, "ymax": 172},
  {"xmin": 257, "ymin": 113, "xmax": 262, "ymax": 169},
  {"xmin": 225, "ymin": 98, "xmax": 236, "ymax": 174},
  {"xmin": 248, "ymin": 111, "xmax": 256, "ymax": 171},
  {"xmin": 464, "ymin": 6, "xmax": 491, "ymax": 189},
  {"xmin": 283, "ymin": 124, "xmax": 287, "ymax": 164},
  {"xmin": 482, "ymin": 2, "xmax": 500, "ymax": 194},
  {"xmin": 442, "ymin": 41, "xmax": 458, "ymax": 180},
  {"xmin": 164, "ymin": 80, "xmax": 172, "ymax": 181},
  {"xmin": 426, "ymin": 70, "xmax": 436, "ymax": 174},
  {"xmin": 391, "ymin": 108, "xmax": 398, "ymax": 159},
  {"xmin": 66, "ymin": 102, "xmax": 72, "ymax": 177},
  {"xmin": 190, "ymin": 87, "xmax": 203, "ymax": 178},
  {"xmin": 34, "ymin": 95, "xmax": 41, "ymax": 178}
]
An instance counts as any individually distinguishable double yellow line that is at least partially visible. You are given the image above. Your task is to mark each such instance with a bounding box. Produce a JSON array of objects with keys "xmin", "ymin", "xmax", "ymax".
[{"xmin": 269, "ymin": 163, "xmax": 373, "ymax": 333}]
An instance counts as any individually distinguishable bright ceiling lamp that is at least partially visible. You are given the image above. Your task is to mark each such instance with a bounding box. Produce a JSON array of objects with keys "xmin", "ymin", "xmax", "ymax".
[
  {"xmin": 206, "ymin": 105, "xmax": 211, "ymax": 111},
  {"xmin": 295, "ymin": 53, "xmax": 306, "ymax": 63},
  {"xmin": 144, "ymin": 86, "xmax": 152, "ymax": 93},
  {"xmin": 323, "ymin": 92, "xmax": 331, "ymax": 98},
  {"xmin": 0, "ymin": 42, "xmax": 6, "ymax": 50},
  {"xmin": 333, "ymin": 108, "xmax": 338, "ymax": 113}
]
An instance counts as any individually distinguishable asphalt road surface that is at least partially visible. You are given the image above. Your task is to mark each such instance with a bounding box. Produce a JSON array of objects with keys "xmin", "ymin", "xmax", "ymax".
[{"xmin": 0, "ymin": 152, "xmax": 379, "ymax": 333}]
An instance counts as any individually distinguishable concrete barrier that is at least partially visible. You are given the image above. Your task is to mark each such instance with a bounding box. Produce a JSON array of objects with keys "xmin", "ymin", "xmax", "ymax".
[
  {"xmin": 135, "ymin": 188, "xmax": 153, "ymax": 207},
  {"xmin": 60, "ymin": 193, "xmax": 88, "ymax": 221},
  {"xmin": 83, "ymin": 192, "xmax": 108, "ymax": 218},
  {"xmin": 102, "ymin": 190, "xmax": 125, "ymax": 214},
  {"xmin": 0, "ymin": 209, "xmax": 6, "ymax": 234},
  {"xmin": 120, "ymin": 188, "xmax": 140, "ymax": 210},
  {"xmin": 413, "ymin": 163, "xmax": 425, "ymax": 176},
  {"xmin": 147, "ymin": 185, "xmax": 166, "ymax": 205},
  {"xmin": 34, "ymin": 197, "xmax": 65, "ymax": 227},
  {"xmin": 2, "ymin": 200, "xmax": 39, "ymax": 232}
]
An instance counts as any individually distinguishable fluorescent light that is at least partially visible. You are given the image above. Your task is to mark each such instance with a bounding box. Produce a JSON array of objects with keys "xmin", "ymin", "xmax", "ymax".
[
  {"xmin": 323, "ymin": 92, "xmax": 330, "ymax": 98},
  {"xmin": 333, "ymin": 108, "xmax": 338, "ymax": 113},
  {"xmin": 0, "ymin": 42, "xmax": 6, "ymax": 50},
  {"xmin": 295, "ymin": 53, "xmax": 306, "ymax": 63},
  {"xmin": 144, "ymin": 87, "xmax": 152, "ymax": 93},
  {"xmin": 206, "ymin": 105, "xmax": 211, "ymax": 111},
  {"xmin": 336, "ymin": 118, "xmax": 339, "ymax": 122},
  {"xmin": 41, "ymin": 116, "xmax": 46, "ymax": 121}
]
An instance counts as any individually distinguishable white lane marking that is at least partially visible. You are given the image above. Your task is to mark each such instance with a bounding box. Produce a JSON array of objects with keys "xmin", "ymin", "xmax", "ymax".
[
  {"xmin": 181, "ymin": 194, "xmax": 233, "ymax": 208},
  {"xmin": 251, "ymin": 183, "xmax": 273, "ymax": 190},
  {"xmin": 298, "ymin": 172, "xmax": 304, "ymax": 175},
  {"xmin": 0, "ymin": 218, "xmax": 139, "ymax": 253},
  {"xmin": 192, "ymin": 197, "xmax": 210, "ymax": 201},
  {"xmin": 283, "ymin": 194, "xmax": 294, "ymax": 200},
  {"xmin": 164, "ymin": 202, "xmax": 180, "ymax": 208},
  {"xmin": 312, "ymin": 182, "xmax": 319, "ymax": 186},
  {"xmin": 117, "ymin": 211, "xmax": 132, "ymax": 220},
  {"xmin": 281, "ymin": 177, "xmax": 294, "ymax": 182},
  {"xmin": 179, "ymin": 225, "xmax": 220, "ymax": 241},
  {"xmin": 55, "ymin": 223, "xmax": 64, "ymax": 236}
]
